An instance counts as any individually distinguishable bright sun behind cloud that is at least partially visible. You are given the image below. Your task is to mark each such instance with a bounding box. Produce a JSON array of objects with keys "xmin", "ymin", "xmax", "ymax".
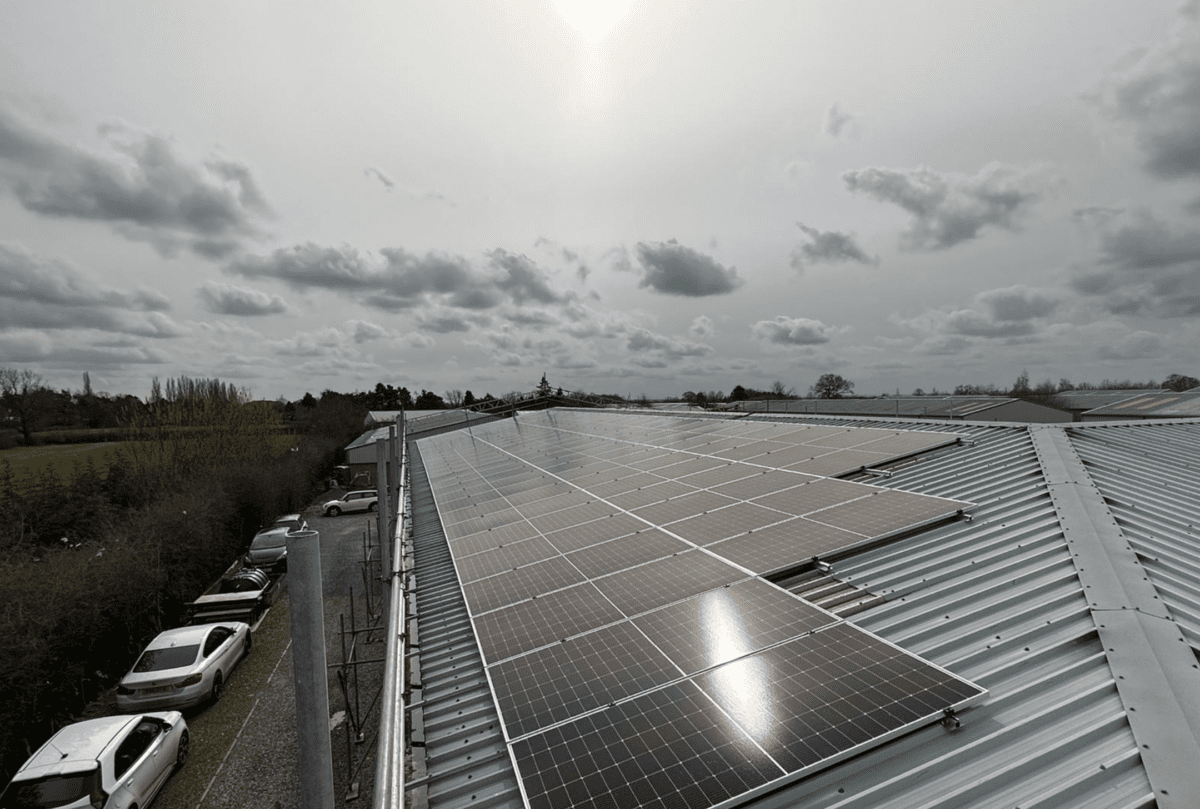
[{"xmin": 551, "ymin": 0, "xmax": 636, "ymax": 46}]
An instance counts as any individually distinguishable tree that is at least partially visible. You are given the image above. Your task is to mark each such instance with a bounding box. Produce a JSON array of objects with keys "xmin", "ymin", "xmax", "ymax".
[
  {"xmin": 809, "ymin": 374, "xmax": 854, "ymax": 399},
  {"xmin": 0, "ymin": 367, "xmax": 49, "ymax": 443},
  {"xmin": 462, "ymin": 390, "xmax": 476, "ymax": 407},
  {"xmin": 414, "ymin": 389, "xmax": 446, "ymax": 409},
  {"xmin": 537, "ymin": 374, "xmax": 552, "ymax": 397},
  {"xmin": 729, "ymin": 385, "xmax": 747, "ymax": 402},
  {"xmin": 770, "ymin": 380, "xmax": 796, "ymax": 398},
  {"xmin": 1164, "ymin": 373, "xmax": 1200, "ymax": 392},
  {"xmin": 444, "ymin": 390, "xmax": 464, "ymax": 408},
  {"xmin": 1010, "ymin": 369, "xmax": 1031, "ymax": 396}
]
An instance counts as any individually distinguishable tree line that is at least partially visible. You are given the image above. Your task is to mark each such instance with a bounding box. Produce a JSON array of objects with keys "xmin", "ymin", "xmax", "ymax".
[{"xmin": 0, "ymin": 374, "xmax": 370, "ymax": 782}]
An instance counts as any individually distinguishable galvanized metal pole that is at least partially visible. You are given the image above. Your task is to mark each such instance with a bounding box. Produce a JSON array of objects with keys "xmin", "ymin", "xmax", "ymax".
[
  {"xmin": 375, "ymin": 438, "xmax": 392, "ymax": 587},
  {"xmin": 285, "ymin": 529, "xmax": 335, "ymax": 809}
]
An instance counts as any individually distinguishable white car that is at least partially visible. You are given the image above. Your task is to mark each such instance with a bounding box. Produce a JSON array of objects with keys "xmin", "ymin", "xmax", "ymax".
[
  {"xmin": 322, "ymin": 490, "xmax": 378, "ymax": 517},
  {"xmin": 115, "ymin": 622, "xmax": 251, "ymax": 711},
  {"xmin": 244, "ymin": 514, "xmax": 308, "ymax": 569},
  {"xmin": 1, "ymin": 712, "xmax": 188, "ymax": 809}
]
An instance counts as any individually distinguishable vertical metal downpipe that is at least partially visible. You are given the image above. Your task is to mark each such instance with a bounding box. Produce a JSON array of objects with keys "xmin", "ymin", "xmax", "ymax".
[
  {"xmin": 376, "ymin": 437, "xmax": 392, "ymax": 586},
  {"xmin": 286, "ymin": 529, "xmax": 335, "ymax": 809}
]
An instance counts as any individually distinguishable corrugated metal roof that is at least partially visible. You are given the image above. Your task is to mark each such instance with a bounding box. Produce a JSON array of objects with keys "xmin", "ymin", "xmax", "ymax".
[
  {"xmin": 1081, "ymin": 391, "xmax": 1200, "ymax": 419},
  {"xmin": 400, "ymin": 410, "xmax": 1200, "ymax": 809}
]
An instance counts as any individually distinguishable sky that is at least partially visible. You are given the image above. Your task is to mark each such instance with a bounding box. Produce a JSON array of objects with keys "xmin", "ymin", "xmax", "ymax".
[{"xmin": 1, "ymin": 0, "xmax": 1199, "ymax": 402}]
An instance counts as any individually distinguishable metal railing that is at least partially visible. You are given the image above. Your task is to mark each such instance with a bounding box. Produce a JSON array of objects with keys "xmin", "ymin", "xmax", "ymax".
[{"xmin": 373, "ymin": 421, "xmax": 409, "ymax": 809}]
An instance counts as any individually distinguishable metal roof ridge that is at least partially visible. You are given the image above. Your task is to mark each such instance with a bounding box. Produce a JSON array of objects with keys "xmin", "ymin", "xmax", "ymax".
[{"xmin": 1030, "ymin": 425, "xmax": 1200, "ymax": 808}]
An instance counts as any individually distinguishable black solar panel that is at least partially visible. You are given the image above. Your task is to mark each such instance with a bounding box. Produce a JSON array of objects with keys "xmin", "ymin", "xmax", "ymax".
[
  {"xmin": 666, "ymin": 501, "xmax": 787, "ymax": 546},
  {"xmin": 471, "ymin": 582, "xmax": 626, "ymax": 664},
  {"xmin": 510, "ymin": 680, "xmax": 783, "ymax": 809},
  {"xmin": 453, "ymin": 537, "xmax": 560, "ymax": 583},
  {"xmin": 462, "ymin": 555, "xmax": 587, "ymax": 613},
  {"xmin": 592, "ymin": 551, "xmax": 746, "ymax": 617},
  {"xmin": 541, "ymin": 512, "xmax": 645, "ymax": 554},
  {"xmin": 565, "ymin": 528, "xmax": 689, "ymax": 579},
  {"xmin": 707, "ymin": 519, "xmax": 864, "ymax": 572},
  {"xmin": 488, "ymin": 621, "xmax": 681, "ymax": 739}
]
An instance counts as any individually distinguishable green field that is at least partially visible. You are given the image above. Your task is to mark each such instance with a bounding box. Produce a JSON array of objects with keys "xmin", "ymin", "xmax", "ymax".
[{"xmin": 0, "ymin": 442, "xmax": 122, "ymax": 483}]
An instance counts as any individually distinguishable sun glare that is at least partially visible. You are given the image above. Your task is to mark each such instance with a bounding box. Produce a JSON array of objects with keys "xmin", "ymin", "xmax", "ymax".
[{"xmin": 552, "ymin": 0, "xmax": 635, "ymax": 47}]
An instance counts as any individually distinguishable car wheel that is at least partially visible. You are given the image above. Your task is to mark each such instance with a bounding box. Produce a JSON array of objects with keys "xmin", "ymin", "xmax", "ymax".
[
  {"xmin": 175, "ymin": 729, "xmax": 190, "ymax": 771},
  {"xmin": 327, "ymin": 506, "xmax": 341, "ymax": 517},
  {"xmin": 244, "ymin": 633, "xmax": 253, "ymax": 657},
  {"xmin": 367, "ymin": 502, "xmax": 377, "ymax": 513},
  {"xmin": 210, "ymin": 672, "xmax": 223, "ymax": 704}
]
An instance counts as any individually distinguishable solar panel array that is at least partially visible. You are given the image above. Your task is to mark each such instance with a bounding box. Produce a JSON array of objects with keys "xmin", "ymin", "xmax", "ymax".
[{"xmin": 419, "ymin": 410, "xmax": 984, "ymax": 809}]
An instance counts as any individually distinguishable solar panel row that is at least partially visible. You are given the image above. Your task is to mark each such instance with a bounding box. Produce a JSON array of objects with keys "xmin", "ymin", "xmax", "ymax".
[{"xmin": 417, "ymin": 410, "xmax": 983, "ymax": 809}]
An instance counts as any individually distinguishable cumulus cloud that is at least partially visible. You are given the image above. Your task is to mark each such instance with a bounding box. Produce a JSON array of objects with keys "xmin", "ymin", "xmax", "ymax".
[
  {"xmin": 0, "ymin": 105, "xmax": 270, "ymax": 258},
  {"xmin": 689, "ymin": 315, "xmax": 714, "ymax": 339},
  {"xmin": 843, "ymin": 163, "xmax": 1047, "ymax": 250},
  {"xmin": 0, "ymin": 242, "xmax": 184, "ymax": 337},
  {"xmin": 1070, "ymin": 207, "xmax": 1200, "ymax": 316},
  {"xmin": 626, "ymin": 327, "xmax": 712, "ymax": 361},
  {"xmin": 896, "ymin": 285, "xmax": 1059, "ymax": 342},
  {"xmin": 751, "ymin": 316, "xmax": 836, "ymax": 346},
  {"xmin": 351, "ymin": 320, "xmax": 388, "ymax": 343},
  {"xmin": 227, "ymin": 243, "xmax": 570, "ymax": 313},
  {"xmin": 197, "ymin": 282, "xmax": 289, "ymax": 316},
  {"xmin": 823, "ymin": 103, "xmax": 854, "ymax": 138},
  {"xmin": 635, "ymin": 240, "xmax": 743, "ymax": 296},
  {"xmin": 1098, "ymin": 8, "xmax": 1200, "ymax": 179},
  {"xmin": 976, "ymin": 285, "xmax": 1059, "ymax": 321},
  {"xmin": 790, "ymin": 222, "xmax": 878, "ymax": 271}
]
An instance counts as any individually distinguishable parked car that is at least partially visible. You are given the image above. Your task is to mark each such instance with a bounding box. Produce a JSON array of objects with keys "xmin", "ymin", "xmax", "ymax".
[
  {"xmin": 244, "ymin": 514, "xmax": 306, "ymax": 569},
  {"xmin": 0, "ymin": 712, "xmax": 188, "ymax": 809},
  {"xmin": 322, "ymin": 490, "xmax": 378, "ymax": 517},
  {"xmin": 116, "ymin": 622, "xmax": 251, "ymax": 712}
]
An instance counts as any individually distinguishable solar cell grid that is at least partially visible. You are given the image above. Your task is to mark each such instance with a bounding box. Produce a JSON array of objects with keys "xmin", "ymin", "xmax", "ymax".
[
  {"xmin": 808, "ymin": 488, "xmax": 963, "ymax": 537},
  {"xmin": 581, "ymin": 471, "xmax": 666, "ymax": 498},
  {"xmin": 605, "ymin": 479, "xmax": 697, "ymax": 511},
  {"xmin": 709, "ymin": 469, "xmax": 817, "ymax": 501},
  {"xmin": 706, "ymin": 519, "xmax": 864, "ymax": 572},
  {"xmin": 462, "ymin": 555, "xmax": 587, "ymax": 614},
  {"xmin": 631, "ymin": 490, "xmax": 737, "ymax": 526},
  {"xmin": 666, "ymin": 501, "xmax": 787, "ymax": 546},
  {"xmin": 746, "ymin": 444, "xmax": 824, "ymax": 468},
  {"xmin": 513, "ymin": 490, "xmax": 590, "ymax": 517},
  {"xmin": 631, "ymin": 579, "xmax": 836, "ymax": 675},
  {"xmin": 625, "ymin": 451, "xmax": 688, "ymax": 471},
  {"xmin": 454, "ymin": 536, "xmax": 560, "ymax": 583},
  {"xmin": 565, "ymin": 528, "xmax": 689, "ymax": 579},
  {"xmin": 712, "ymin": 439, "xmax": 789, "ymax": 460},
  {"xmin": 472, "ymin": 583, "xmax": 626, "ymax": 663},
  {"xmin": 447, "ymin": 520, "xmax": 541, "ymax": 556},
  {"xmin": 541, "ymin": 513, "xmax": 644, "ymax": 554},
  {"xmin": 593, "ymin": 551, "xmax": 746, "ymax": 617},
  {"xmin": 510, "ymin": 681, "xmax": 783, "ymax": 809},
  {"xmin": 805, "ymin": 428, "xmax": 891, "ymax": 449},
  {"xmin": 785, "ymin": 449, "xmax": 893, "ymax": 477},
  {"xmin": 487, "ymin": 621, "xmax": 681, "ymax": 739},
  {"xmin": 527, "ymin": 500, "xmax": 619, "ymax": 534},
  {"xmin": 750, "ymin": 477, "xmax": 873, "ymax": 517},
  {"xmin": 695, "ymin": 624, "xmax": 985, "ymax": 773},
  {"xmin": 857, "ymin": 432, "xmax": 956, "ymax": 455},
  {"xmin": 673, "ymin": 462, "xmax": 760, "ymax": 489},
  {"xmin": 503, "ymin": 482, "xmax": 570, "ymax": 506}
]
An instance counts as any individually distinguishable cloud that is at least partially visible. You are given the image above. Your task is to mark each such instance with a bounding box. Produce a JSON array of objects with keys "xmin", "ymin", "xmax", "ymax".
[
  {"xmin": 197, "ymin": 282, "xmax": 289, "ymax": 316},
  {"xmin": 0, "ymin": 242, "xmax": 184, "ymax": 337},
  {"xmin": 350, "ymin": 320, "xmax": 388, "ymax": 343},
  {"xmin": 1098, "ymin": 8, "xmax": 1200, "ymax": 179},
  {"xmin": 751, "ymin": 316, "xmax": 836, "ymax": 346},
  {"xmin": 843, "ymin": 163, "xmax": 1047, "ymax": 250},
  {"xmin": 976, "ymin": 285, "xmax": 1059, "ymax": 321},
  {"xmin": 790, "ymin": 222, "xmax": 878, "ymax": 271},
  {"xmin": 419, "ymin": 313, "xmax": 476, "ymax": 333},
  {"xmin": 896, "ymin": 285, "xmax": 1059, "ymax": 342},
  {"xmin": 625, "ymin": 327, "xmax": 712, "ymax": 361},
  {"xmin": 942, "ymin": 309, "xmax": 1036, "ymax": 338},
  {"xmin": 1097, "ymin": 330, "xmax": 1165, "ymax": 360},
  {"xmin": 227, "ymin": 243, "xmax": 570, "ymax": 314},
  {"xmin": 0, "ymin": 105, "xmax": 270, "ymax": 258},
  {"xmin": 634, "ymin": 240, "xmax": 743, "ymax": 296},
  {"xmin": 1070, "ymin": 207, "xmax": 1200, "ymax": 316},
  {"xmin": 364, "ymin": 167, "xmax": 395, "ymax": 190},
  {"xmin": 688, "ymin": 315, "xmax": 714, "ymax": 339},
  {"xmin": 823, "ymin": 103, "xmax": 854, "ymax": 138}
]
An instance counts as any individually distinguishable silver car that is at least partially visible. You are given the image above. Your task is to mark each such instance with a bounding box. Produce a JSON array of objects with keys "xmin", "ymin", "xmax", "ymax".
[
  {"xmin": 116, "ymin": 622, "xmax": 251, "ymax": 711},
  {"xmin": 1, "ymin": 713, "xmax": 188, "ymax": 809},
  {"xmin": 322, "ymin": 490, "xmax": 378, "ymax": 516}
]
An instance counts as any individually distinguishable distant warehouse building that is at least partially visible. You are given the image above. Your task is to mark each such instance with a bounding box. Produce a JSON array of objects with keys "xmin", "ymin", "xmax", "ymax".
[{"xmin": 739, "ymin": 395, "xmax": 1073, "ymax": 423}]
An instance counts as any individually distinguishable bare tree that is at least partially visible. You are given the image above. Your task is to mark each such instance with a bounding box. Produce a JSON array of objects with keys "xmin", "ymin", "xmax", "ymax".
[
  {"xmin": 809, "ymin": 374, "xmax": 854, "ymax": 399},
  {"xmin": 0, "ymin": 368, "xmax": 48, "ymax": 443},
  {"xmin": 444, "ymin": 389, "xmax": 464, "ymax": 408}
]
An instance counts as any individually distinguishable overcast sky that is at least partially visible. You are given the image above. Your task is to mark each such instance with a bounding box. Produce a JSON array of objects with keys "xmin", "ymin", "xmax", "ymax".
[{"xmin": 2, "ymin": 1, "xmax": 1199, "ymax": 401}]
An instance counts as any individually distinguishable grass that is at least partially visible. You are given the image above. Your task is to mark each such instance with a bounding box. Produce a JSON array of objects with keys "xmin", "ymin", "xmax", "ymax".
[{"xmin": 0, "ymin": 442, "xmax": 121, "ymax": 482}]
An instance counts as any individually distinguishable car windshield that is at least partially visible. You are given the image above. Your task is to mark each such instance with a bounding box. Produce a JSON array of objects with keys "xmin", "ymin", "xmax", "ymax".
[
  {"xmin": 133, "ymin": 644, "xmax": 200, "ymax": 672},
  {"xmin": 251, "ymin": 532, "xmax": 287, "ymax": 549},
  {"xmin": 0, "ymin": 768, "xmax": 100, "ymax": 809}
]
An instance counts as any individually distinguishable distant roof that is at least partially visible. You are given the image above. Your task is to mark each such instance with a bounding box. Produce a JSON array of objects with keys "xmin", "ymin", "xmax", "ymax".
[
  {"xmin": 739, "ymin": 395, "xmax": 1069, "ymax": 420},
  {"xmin": 1081, "ymin": 389, "xmax": 1200, "ymax": 418},
  {"xmin": 1052, "ymin": 389, "xmax": 1166, "ymax": 411}
]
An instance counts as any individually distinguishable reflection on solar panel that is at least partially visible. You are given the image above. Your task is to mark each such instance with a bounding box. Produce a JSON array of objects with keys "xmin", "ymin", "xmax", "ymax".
[{"xmin": 419, "ymin": 409, "xmax": 982, "ymax": 809}]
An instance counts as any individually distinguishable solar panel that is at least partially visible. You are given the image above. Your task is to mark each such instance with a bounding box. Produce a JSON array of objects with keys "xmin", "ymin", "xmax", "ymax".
[
  {"xmin": 416, "ymin": 410, "xmax": 985, "ymax": 809},
  {"xmin": 510, "ymin": 680, "xmax": 783, "ymax": 809},
  {"xmin": 631, "ymin": 579, "xmax": 837, "ymax": 674},
  {"xmin": 488, "ymin": 620, "xmax": 681, "ymax": 739},
  {"xmin": 592, "ymin": 551, "xmax": 746, "ymax": 617}
]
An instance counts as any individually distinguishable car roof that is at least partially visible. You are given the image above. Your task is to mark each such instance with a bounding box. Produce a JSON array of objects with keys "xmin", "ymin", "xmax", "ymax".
[
  {"xmin": 273, "ymin": 513, "xmax": 302, "ymax": 523},
  {"xmin": 347, "ymin": 490, "xmax": 377, "ymax": 496},
  {"xmin": 146, "ymin": 622, "xmax": 243, "ymax": 649},
  {"xmin": 19, "ymin": 716, "xmax": 141, "ymax": 775}
]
